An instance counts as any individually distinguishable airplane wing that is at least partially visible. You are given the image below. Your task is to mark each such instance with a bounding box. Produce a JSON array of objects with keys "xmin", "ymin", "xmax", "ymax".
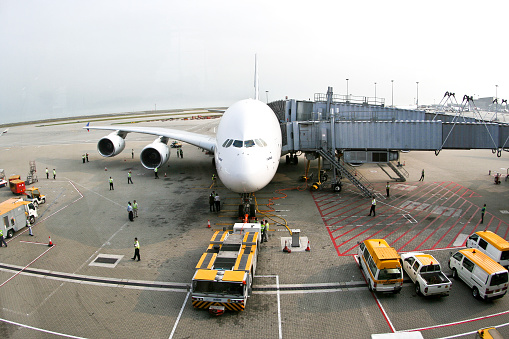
[{"xmin": 84, "ymin": 125, "xmax": 216, "ymax": 152}]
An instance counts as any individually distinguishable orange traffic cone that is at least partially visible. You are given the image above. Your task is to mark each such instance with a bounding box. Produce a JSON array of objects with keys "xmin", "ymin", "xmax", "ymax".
[
  {"xmin": 105, "ymin": 167, "xmax": 107, "ymax": 171},
  {"xmin": 283, "ymin": 241, "xmax": 291, "ymax": 253},
  {"xmin": 305, "ymin": 240, "xmax": 310, "ymax": 251},
  {"xmin": 48, "ymin": 236, "xmax": 53, "ymax": 247},
  {"xmin": 207, "ymin": 220, "xmax": 211, "ymax": 228},
  {"xmin": 164, "ymin": 173, "xmax": 167, "ymax": 177}
]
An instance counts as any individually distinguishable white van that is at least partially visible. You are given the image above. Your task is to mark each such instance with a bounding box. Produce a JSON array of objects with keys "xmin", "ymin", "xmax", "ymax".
[
  {"xmin": 466, "ymin": 231, "xmax": 509, "ymax": 268},
  {"xmin": 449, "ymin": 249, "xmax": 508, "ymax": 300}
]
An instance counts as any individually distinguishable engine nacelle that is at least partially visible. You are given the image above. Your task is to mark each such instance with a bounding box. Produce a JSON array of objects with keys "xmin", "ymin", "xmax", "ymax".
[
  {"xmin": 97, "ymin": 132, "xmax": 126, "ymax": 157},
  {"xmin": 140, "ymin": 139, "xmax": 170, "ymax": 169}
]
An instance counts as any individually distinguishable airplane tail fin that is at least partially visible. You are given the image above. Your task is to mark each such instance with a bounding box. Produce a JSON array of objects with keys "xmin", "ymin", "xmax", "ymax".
[
  {"xmin": 254, "ymin": 54, "xmax": 259, "ymax": 101},
  {"xmin": 85, "ymin": 122, "xmax": 90, "ymax": 132}
]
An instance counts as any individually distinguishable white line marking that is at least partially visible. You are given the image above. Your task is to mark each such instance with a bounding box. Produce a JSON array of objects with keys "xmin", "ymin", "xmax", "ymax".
[
  {"xmin": 435, "ymin": 321, "xmax": 509, "ymax": 339},
  {"xmin": 169, "ymin": 291, "xmax": 190, "ymax": 339},
  {"xmin": 453, "ymin": 234, "xmax": 468, "ymax": 247},
  {"xmin": 0, "ymin": 245, "xmax": 55, "ymax": 288},
  {"xmin": 0, "ymin": 317, "xmax": 87, "ymax": 338}
]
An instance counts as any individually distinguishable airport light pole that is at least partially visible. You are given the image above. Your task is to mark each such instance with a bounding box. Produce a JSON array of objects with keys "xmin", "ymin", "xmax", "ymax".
[
  {"xmin": 416, "ymin": 82, "xmax": 419, "ymax": 108},
  {"xmin": 391, "ymin": 80, "xmax": 394, "ymax": 107},
  {"xmin": 374, "ymin": 82, "xmax": 377, "ymax": 103},
  {"xmin": 346, "ymin": 78, "xmax": 349, "ymax": 102},
  {"xmin": 265, "ymin": 90, "xmax": 269, "ymax": 104}
]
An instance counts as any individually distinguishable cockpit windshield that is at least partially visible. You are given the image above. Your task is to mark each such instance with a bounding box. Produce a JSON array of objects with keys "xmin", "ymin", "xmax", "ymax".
[{"xmin": 222, "ymin": 138, "xmax": 267, "ymax": 148}]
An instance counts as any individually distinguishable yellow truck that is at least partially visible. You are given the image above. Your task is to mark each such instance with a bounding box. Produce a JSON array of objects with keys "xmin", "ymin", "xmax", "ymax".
[
  {"xmin": 191, "ymin": 223, "xmax": 261, "ymax": 315},
  {"xmin": 0, "ymin": 198, "xmax": 38, "ymax": 238},
  {"xmin": 25, "ymin": 187, "xmax": 46, "ymax": 206}
]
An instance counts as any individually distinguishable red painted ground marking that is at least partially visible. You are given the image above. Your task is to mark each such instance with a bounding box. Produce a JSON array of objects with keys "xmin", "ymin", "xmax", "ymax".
[
  {"xmin": 415, "ymin": 198, "xmax": 468, "ymax": 251},
  {"xmin": 389, "ymin": 184, "xmax": 455, "ymax": 247},
  {"xmin": 337, "ymin": 208, "xmax": 402, "ymax": 253},
  {"xmin": 353, "ymin": 255, "xmax": 395, "ymax": 333},
  {"xmin": 408, "ymin": 309, "xmax": 509, "ymax": 333},
  {"xmin": 323, "ymin": 199, "xmax": 365, "ymax": 220},
  {"xmin": 504, "ymin": 219, "xmax": 509, "ymax": 239},
  {"xmin": 397, "ymin": 185, "xmax": 465, "ymax": 252},
  {"xmin": 326, "ymin": 221, "xmax": 342, "ymax": 257},
  {"xmin": 494, "ymin": 220, "xmax": 502, "ymax": 234},
  {"xmin": 446, "ymin": 206, "xmax": 481, "ymax": 248},
  {"xmin": 0, "ymin": 245, "xmax": 55, "ymax": 288},
  {"xmin": 431, "ymin": 203, "xmax": 475, "ymax": 250}
]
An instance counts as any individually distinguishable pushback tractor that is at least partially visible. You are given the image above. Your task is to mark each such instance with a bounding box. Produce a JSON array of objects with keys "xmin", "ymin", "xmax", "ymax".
[{"xmin": 191, "ymin": 223, "xmax": 260, "ymax": 315}]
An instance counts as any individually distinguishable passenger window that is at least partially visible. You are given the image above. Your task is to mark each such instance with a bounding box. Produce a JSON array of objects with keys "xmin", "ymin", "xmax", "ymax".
[
  {"xmin": 359, "ymin": 243, "xmax": 365, "ymax": 252},
  {"xmin": 244, "ymin": 140, "xmax": 255, "ymax": 148},
  {"xmin": 222, "ymin": 139, "xmax": 230, "ymax": 147},
  {"xmin": 479, "ymin": 239, "xmax": 488, "ymax": 250},
  {"xmin": 254, "ymin": 139, "xmax": 264, "ymax": 147},
  {"xmin": 225, "ymin": 139, "xmax": 233, "ymax": 148},
  {"xmin": 501, "ymin": 250, "xmax": 509, "ymax": 261},
  {"xmin": 412, "ymin": 262, "xmax": 420, "ymax": 272},
  {"xmin": 405, "ymin": 257, "xmax": 415, "ymax": 266},
  {"xmin": 452, "ymin": 252, "xmax": 463, "ymax": 261},
  {"xmin": 233, "ymin": 140, "xmax": 243, "ymax": 148},
  {"xmin": 363, "ymin": 249, "xmax": 370, "ymax": 262},
  {"xmin": 462, "ymin": 258, "xmax": 474, "ymax": 272},
  {"xmin": 490, "ymin": 272, "xmax": 509, "ymax": 286},
  {"xmin": 469, "ymin": 234, "xmax": 479, "ymax": 242},
  {"xmin": 368, "ymin": 257, "xmax": 377, "ymax": 276}
]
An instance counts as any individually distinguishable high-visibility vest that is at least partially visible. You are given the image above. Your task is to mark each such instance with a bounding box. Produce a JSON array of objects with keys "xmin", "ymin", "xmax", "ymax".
[
  {"xmin": 53, "ymin": 170, "xmax": 56, "ymax": 175},
  {"xmin": 155, "ymin": 168, "xmax": 158, "ymax": 173},
  {"xmin": 372, "ymin": 199, "xmax": 376, "ymax": 205},
  {"xmin": 386, "ymin": 184, "xmax": 390, "ymax": 189},
  {"xmin": 133, "ymin": 203, "xmax": 138, "ymax": 210},
  {"xmin": 261, "ymin": 223, "xmax": 265, "ymax": 231},
  {"xmin": 134, "ymin": 241, "xmax": 140, "ymax": 249},
  {"xmin": 128, "ymin": 172, "xmax": 131, "ymax": 178},
  {"xmin": 265, "ymin": 222, "xmax": 269, "ymax": 232},
  {"xmin": 46, "ymin": 169, "xmax": 48, "ymax": 174},
  {"xmin": 482, "ymin": 206, "xmax": 486, "ymax": 213},
  {"xmin": 109, "ymin": 178, "xmax": 113, "ymax": 183},
  {"xmin": 0, "ymin": 230, "xmax": 3, "ymax": 237}
]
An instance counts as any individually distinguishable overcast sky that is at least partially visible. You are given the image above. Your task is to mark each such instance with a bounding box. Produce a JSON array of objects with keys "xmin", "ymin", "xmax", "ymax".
[{"xmin": 1, "ymin": 0, "xmax": 508, "ymax": 124}]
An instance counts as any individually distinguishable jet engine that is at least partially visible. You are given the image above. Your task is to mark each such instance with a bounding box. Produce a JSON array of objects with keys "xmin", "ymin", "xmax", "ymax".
[
  {"xmin": 97, "ymin": 132, "xmax": 126, "ymax": 157},
  {"xmin": 140, "ymin": 137, "xmax": 170, "ymax": 169}
]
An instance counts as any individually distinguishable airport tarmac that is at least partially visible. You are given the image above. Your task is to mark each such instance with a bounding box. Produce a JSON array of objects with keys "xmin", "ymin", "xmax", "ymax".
[{"xmin": 0, "ymin": 114, "xmax": 508, "ymax": 339}]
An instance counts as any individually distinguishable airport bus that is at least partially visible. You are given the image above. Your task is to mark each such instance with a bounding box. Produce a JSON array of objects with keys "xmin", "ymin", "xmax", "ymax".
[{"xmin": 358, "ymin": 239, "xmax": 403, "ymax": 293}]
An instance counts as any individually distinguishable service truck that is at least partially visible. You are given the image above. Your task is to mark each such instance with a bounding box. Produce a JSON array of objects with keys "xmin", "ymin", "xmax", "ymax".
[
  {"xmin": 400, "ymin": 252, "xmax": 452, "ymax": 297},
  {"xmin": 0, "ymin": 198, "xmax": 38, "ymax": 238},
  {"xmin": 191, "ymin": 223, "xmax": 261, "ymax": 315},
  {"xmin": 9, "ymin": 175, "xmax": 25, "ymax": 194}
]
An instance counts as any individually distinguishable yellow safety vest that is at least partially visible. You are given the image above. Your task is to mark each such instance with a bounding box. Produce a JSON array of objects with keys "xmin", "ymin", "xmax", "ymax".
[{"xmin": 134, "ymin": 241, "xmax": 140, "ymax": 249}]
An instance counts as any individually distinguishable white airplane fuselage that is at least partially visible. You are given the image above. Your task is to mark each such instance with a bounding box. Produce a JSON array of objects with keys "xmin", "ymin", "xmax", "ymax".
[{"xmin": 214, "ymin": 99, "xmax": 282, "ymax": 193}]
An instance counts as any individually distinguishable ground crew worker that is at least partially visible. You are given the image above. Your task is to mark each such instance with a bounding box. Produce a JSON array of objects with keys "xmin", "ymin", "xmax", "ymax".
[
  {"xmin": 133, "ymin": 200, "xmax": 138, "ymax": 217},
  {"xmin": 212, "ymin": 174, "xmax": 216, "ymax": 182},
  {"xmin": 132, "ymin": 237, "xmax": 140, "ymax": 261},
  {"xmin": 260, "ymin": 221, "xmax": 266, "ymax": 243},
  {"xmin": 368, "ymin": 197, "xmax": 376, "ymax": 216},
  {"xmin": 109, "ymin": 177, "xmax": 114, "ymax": 190},
  {"xmin": 86, "ymin": 153, "xmax": 89, "ymax": 162},
  {"xmin": 82, "ymin": 154, "xmax": 85, "ymax": 163},
  {"xmin": 209, "ymin": 192, "xmax": 215, "ymax": 212},
  {"xmin": 179, "ymin": 148, "xmax": 183, "ymax": 158},
  {"xmin": 419, "ymin": 169, "xmax": 425, "ymax": 181},
  {"xmin": 263, "ymin": 220, "xmax": 269, "ymax": 242},
  {"xmin": 127, "ymin": 202, "xmax": 134, "ymax": 221},
  {"xmin": 0, "ymin": 229, "xmax": 7, "ymax": 247},
  {"xmin": 154, "ymin": 167, "xmax": 159, "ymax": 179},
  {"xmin": 386, "ymin": 182, "xmax": 390, "ymax": 198},
  {"xmin": 46, "ymin": 167, "xmax": 49, "ymax": 179},
  {"xmin": 27, "ymin": 219, "xmax": 33, "ymax": 236},
  {"xmin": 214, "ymin": 193, "xmax": 221, "ymax": 212},
  {"xmin": 132, "ymin": 149, "xmax": 134, "ymax": 159},
  {"xmin": 128, "ymin": 171, "xmax": 133, "ymax": 184},
  {"xmin": 481, "ymin": 204, "xmax": 486, "ymax": 224},
  {"xmin": 53, "ymin": 169, "xmax": 56, "ymax": 179}
]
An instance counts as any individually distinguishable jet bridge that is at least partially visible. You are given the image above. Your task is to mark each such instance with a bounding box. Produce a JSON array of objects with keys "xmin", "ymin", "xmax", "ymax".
[{"xmin": 269, "ymin": 87, "xmax": 509, "ymax": 196}]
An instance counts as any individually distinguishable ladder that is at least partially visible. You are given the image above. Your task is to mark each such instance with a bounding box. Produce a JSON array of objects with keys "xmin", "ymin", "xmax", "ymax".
[
  {"xmin": 27, "ymin": 160, "xmax": 38, "ymax": 184},
  {"xmin": 318, "ymin": 149, "xmax": 373, "ymax": 198}
]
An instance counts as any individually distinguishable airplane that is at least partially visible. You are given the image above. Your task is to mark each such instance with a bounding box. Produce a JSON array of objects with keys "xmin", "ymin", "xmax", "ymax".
[
  {"xmin": 84, "ymin": 57, "xmax": 282, "ymax": 218},
  {"xmin": 1, "ymin": 128, "xmax": 8, "ymax": 135}
]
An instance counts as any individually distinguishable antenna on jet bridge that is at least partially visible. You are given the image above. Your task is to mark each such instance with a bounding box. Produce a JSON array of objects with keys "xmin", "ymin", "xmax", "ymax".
[{"xmin": 254, "ymin": 54, "xmax": 259, "ymax": 101}]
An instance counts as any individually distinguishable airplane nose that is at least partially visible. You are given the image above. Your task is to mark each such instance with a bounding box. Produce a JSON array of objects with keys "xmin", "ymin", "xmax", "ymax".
[{"xmin": 218, "ymin": 154, "xmax": 270, "ymax": 193}]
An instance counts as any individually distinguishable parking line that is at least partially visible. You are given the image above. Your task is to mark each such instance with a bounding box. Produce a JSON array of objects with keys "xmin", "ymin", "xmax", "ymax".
[
  {"xmin": 0, "ymin": 317, "xmax": 86, "ymax": 339},
  {"xmin": 168, "ymin": 291, "xmax": 190, "ymax": 339},
  {"xmin": 0, "ymin": 245, "xmax": 55, "ymax": 288}
]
